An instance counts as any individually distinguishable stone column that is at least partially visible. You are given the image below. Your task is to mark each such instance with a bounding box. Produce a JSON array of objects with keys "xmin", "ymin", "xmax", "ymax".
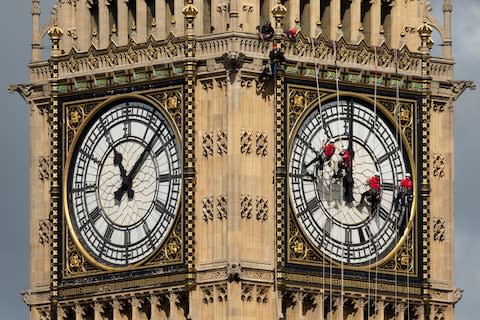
[
  {"xmin": 98, "ymin": 0, "xmax": 110, "ymax": 48},
  {"xmin": 349, "ymin": 0, "xmax": 361, "ymax": 43},
  {"xmin": 395, "ymin": 302, "xmax": 406, "ymax": 320},
  {"xmin": 117, "ymin": 0, "xmax": 128, "ymax": 46},
  {"xmin": 31, "ymin": 0, "xmax": 41, "ymax": 61},
  {"xmin": 389, "ymin": 2, "xmax": 401, "ymax": 48},
  {"xmin": 288, "ymin": 0, "xmax": 300, "ymax": 30},
  {"xmin": 329, "ymin": 0, "xmax": 341, "ymax": 40},
  {"xmin": 136, "ymin": 0, "xmax": 147, "ymax": 42},
  {"xmin": 229, "ymin": 0, "xmax": 240, "ymax": 31},
  {"xmin": 154, "ymin": 0, "xmax": 165, "ymax": 39},
  {"xmin": 442, "ymin": 1, "xmax": 453, "ymax": 59},
  {"xmin": 174, "ymin": 1, "xmax": 184, "ymax": 36},
  {"xmin": 75, "ymin": 304, "xmax": 85, "ymax": 320},
  {"xmin": 353, "ymin": 298, "xmax": 366, "ymax": 320},
  {"xmin": 310, "ymin": 0, "xmax": 321, "ymax": 37},
  {"xmin": 94, "ymin": 302, "xmax": 104, "ymax": 320},
  {"xmin": 367, "ymin": 0, "xmax": 381, "ymax": 46},
  {"xmin": 112, "ymin": 299, "xmax": 123, "ymax": 320},
  {"xmin": 77, "ymin": 0, "xmax": 92, "ymax": 51}
]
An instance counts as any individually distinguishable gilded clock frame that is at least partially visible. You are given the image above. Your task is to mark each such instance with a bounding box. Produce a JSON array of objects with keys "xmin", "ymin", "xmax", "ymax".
[
  {"xmin": 283, "ymin": 83, "xmax": 421, "ymax": 278},
  {"xmin": 60, "ymin": 88, "xmax": 186, "ymax": 277}
]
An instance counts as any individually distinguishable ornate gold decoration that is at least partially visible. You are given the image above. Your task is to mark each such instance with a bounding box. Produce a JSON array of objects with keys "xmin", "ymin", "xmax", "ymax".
[
  {"xmin": 240, "ymin": 129, "xmax": 253, "ymax": 155},
  {"xmin": 38, "ymin": 219, "xmax": 50, "ymax": 245},
  {"xmin": 67, "ymin": 238, "xmax": 86, "ymax": 274},
  {"xmin": 432, "ymin": 153, "xmax": 446, "ymax": 178},
  {"xmin": 433, "ymin": 217, "xmax": 446, "ymax": 241},
  {"xmin": 149, "ymin": 219, "xmax": 183, "ymax": 264},
  {"xmin": 67, "ymin": 105, "xmax": 85, "ymax": 132},
  {"xmin": 150, "ymin": 88, "xmax": 183, "ymax": 129},
  {"xmin": 201, "ymin": 131, "xmax": 214, "ymax": 158},
  {"xmin": 216, "ymin": 195, "xmax": 228, "ymax": 220},
  {"xmin": 256, "ymin": 197, "xmax": 268, "ymax": 221},
  {"xmin": 217, "ymin": 130, "xmax": 228, "ymax": 155},
  {"xmin": 241, "ymin": 194, "xmax": 253, "ymax": 220},
  {"xmin": 38, "ymin": 156, "xmax": 50, "ymax": 181},
  {"xmin": 202, "ymin": 196, "xmax": 214, "ymax": 222},
  {"xmin": 256, "ymin": 131, "xmax": 268, "ymax": 157},
  {"xmin": 288, "ymin": 88, "xmax": 326, "ymax": 131}
]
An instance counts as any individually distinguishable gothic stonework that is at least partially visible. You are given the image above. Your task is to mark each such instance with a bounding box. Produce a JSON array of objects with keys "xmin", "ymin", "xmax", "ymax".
[
  {"xmin": 38, "ymin": 219, "xmax": 50, "ymax": 245},
  {"xmin": 38, "ymin": 156, "xmax": 50, "ymax": 181},
  {"xmin": 255, "ymin": 131, "xmax": 268, "ymax": 157},
  {"xmin": 433, "ymin": 217, "xmax": 446, "ymax": 242},
  {"xmin": 202, "ymin": 196, "xmax": 214, "ymax": 222},
  {"xmin": 201, "ymin": 131, "xmax": 214, "ymax": 158},
  {"xmin": 432, "ymin": 153, "xmax": 446, "ymax": 178},
  {"xmin": 216, "ymin": 195, "xmax": 228, "ymax": 220},
  {"xmin": 241, "ymin": 194, "xmax": 253, "ymax": 220},
  {"xmin": 256, "ymin": 197, "xmax": 269, "ymax": 221},
  {"xmin": 240, "ymin": 129, "xmax": 253, "ymax": 155},
  {"xmin": 217, "ymin": 130, "xmax": 228, "ymax": 156}
]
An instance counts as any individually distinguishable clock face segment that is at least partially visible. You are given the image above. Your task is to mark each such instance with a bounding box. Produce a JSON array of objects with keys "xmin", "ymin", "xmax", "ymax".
[
  {"xmin": 67, "ymin": 101, "xmax": 181, "ymax": 267},
  {"xmin": 289, "ymin": 100, "xmax": 410, "ymax": 266}
]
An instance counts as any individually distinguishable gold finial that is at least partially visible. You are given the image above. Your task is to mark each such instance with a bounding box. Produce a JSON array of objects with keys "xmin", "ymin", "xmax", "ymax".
[{"xmin": 271, "ymin": 0, "xmax": 287, "ymax": 30}]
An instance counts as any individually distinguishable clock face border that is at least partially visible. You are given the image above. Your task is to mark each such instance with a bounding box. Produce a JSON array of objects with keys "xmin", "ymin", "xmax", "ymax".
[
  {"xmin": 62, "ymin": 94, "xmax": 184, "ymax": 272},
  {"xmin": 286, "ymin": 91, "xmax": 418, "ymax": 270}
]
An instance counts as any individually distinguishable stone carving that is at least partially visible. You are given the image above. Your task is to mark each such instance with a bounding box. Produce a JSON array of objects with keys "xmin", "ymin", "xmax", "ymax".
[
  {"xmin": 241, "ymin": 284, "xmax": 254, "ymax": 302},
  {"xmin": 216, "ymin": 195, "xmax": 228, "ymax": 220},
  {"xmin": 216, "ymin": 284, "xmax": 228, "ymax": 302},
  {"xmin": 433, "ymin": 217, "xmax": 446, "ymax": 241},
  {"xmin": 202, "ymin": 196, "xmax": 214, "ymax": 222},
  {"xmin": 240, "ymin": 129, "xmax": 253, "ymax": 155},
  {"xmin": 217, "ymin": 130, "xmax": 228, "ymax": 155},
  {"xmin": 241, "ymin": 195, "xmax": 253, "ymax": 220},
  {"xmin": 256, "ymin": 197, "xmax": 269, "ymax": 221},
  {"xmin": 432, "ymin": 153, "xmax": 446, "ymax": 178},
  {"xmin": 38, "ymin": 219, "xmax": 50, "ymax": 245},
  {"xmin": 202, "ymin": 131, "xmax": 214, "ymax": 158},
  {"xmin": 201, "ymin": 286, "xmax": 214, "ymax": 304},
  {"xmin": 432, "ymin": 101, "xmax": 447, "ymax": 112},
  {"xmin": 200, "ymin": 79, "xmax": 214, "ymax": 91},
  {"xmin": 256, "ymin": 131, "xmax": 268, "ymax": 157},
  {"xmin": 453, "ymin": 288, "xmax": 464, "ymax": 304},
  {"xmin": 37, "ymin": 306, "xmax": 51, "ymax": 320},
  {"xmin": 256, "ymin": 286, "xmax": 269, "ymax": 303},
  {"xmin": 38, "ymin": 157, "xmax": 50, "ymax": 181},
  {"xmin": 432, "ymin": 305, "xmax": 447, "ymax": 320}
]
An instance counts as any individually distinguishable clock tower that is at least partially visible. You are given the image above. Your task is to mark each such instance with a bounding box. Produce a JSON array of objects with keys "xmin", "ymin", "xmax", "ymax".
[{"xmin": 11, "ymin": 0, "xmax": 474, "ymax": 320}]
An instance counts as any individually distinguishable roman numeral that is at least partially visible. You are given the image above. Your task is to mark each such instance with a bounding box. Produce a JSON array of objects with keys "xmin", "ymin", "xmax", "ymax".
[
  {"xmin": 124, "ymin": 230, "xmax": 131, "ymax": 246},
  {"xmin": 88, "ymin": 207, "xmax": 102, "ymax": 223},
  {"xmin": 345, "ymin": 229, "xmax": 352, "ymax": 244},
  {"xmin": 323, "ymin": 219, "xmax": 333, "ymax": 235},
  {"xmin": 382, "ymin": 182, "xmax": 395, "ymax": 192},
  {"xmin": 104, "ymin": 225, "xmax": 113, "ymax": 241},
  {"xmin": 378, "ymin": 207, "xmax": 390, "ymax": 221},
  {"xmin": 306, "ymin": 197, "xmax": 322, "ymax": 213},
  {"xmin": 157, "ymin": 173, "xmax": 180, "ymax": 183},
  {"xmin": 377, "ymin": 147, "xmax": 400, "ymax": 164}
]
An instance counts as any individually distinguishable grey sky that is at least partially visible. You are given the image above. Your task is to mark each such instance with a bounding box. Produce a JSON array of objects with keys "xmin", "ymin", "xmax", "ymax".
[{"xmin": 0, "ymin": 1, "xmax": 478, "ymax": 319}]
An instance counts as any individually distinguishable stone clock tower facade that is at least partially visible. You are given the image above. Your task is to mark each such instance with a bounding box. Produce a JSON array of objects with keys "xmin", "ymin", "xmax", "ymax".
[{"xmin": 11, "ymin": 0, "xmax": 475, "ymax": 319}]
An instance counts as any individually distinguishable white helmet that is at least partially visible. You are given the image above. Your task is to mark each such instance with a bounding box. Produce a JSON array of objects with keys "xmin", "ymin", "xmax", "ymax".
[
  {"xmin": 328, "ymin": 139, "xmax": 335, "ymax": 144},
  {"xmin": 374, "ymin": 171, "xmax": 380, "ymax": 176},
  {"xmin": 405, "ymin": 173, "xmax": 411, "ymax": 178}
]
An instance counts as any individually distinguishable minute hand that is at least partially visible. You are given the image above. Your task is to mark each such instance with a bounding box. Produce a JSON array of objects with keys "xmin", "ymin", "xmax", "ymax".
[{"xmin": 115, "ymin": 127, "xmax": 161, "ymax": 200}]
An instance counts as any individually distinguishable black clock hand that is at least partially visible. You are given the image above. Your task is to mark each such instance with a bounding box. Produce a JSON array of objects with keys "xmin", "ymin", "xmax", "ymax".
[
  {"xmin": 114, "ymin": 127, "xmax": 161, "ymax": 200},
  {"xmin": 113, "ymin": 149, "xmax": 135, "ymax": 201},
  {"xmin": 344, "ymin": 100, "xmax": 355, "ymax": 203}
]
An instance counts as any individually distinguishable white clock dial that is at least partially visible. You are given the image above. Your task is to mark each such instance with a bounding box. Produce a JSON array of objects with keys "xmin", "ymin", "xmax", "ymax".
[
  {"xmin": 66, "ymin": 99, "xmax": 181, "ymax": 268},
  {"xmin": 289, "ymin": 99, "xmax": 413, "ymax": 265}
]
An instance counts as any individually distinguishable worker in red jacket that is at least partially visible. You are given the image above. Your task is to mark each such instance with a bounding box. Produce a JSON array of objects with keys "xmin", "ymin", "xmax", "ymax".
[
  {"xmin": 394, "ymin": 173, "xmax": 413, "ymax": 211},
  {"xmin": 333, "ymin": 145, "xmax": 351, "ymax": 179},
  {"xmin": 359, "ymin": 172, "xmax": 382, "ymax": 213},
  {"xmin": 304, "ymin": 139, "xmax": 336, "ymax": 179}
]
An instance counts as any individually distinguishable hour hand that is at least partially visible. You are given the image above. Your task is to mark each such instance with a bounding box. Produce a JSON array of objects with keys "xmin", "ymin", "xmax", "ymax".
[{"xmin": 113, "ymin": 149, "xmax": 127, "ymax": 179}]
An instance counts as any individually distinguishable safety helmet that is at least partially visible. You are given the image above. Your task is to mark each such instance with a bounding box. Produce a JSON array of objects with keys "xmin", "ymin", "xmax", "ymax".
[
  {"xmin": 328, "ymin": 139, "xmax": 335, "ymax": 144},
  {"xmin": 405, "ymin": 173, "xmax": 411, "ymax": 178},
  {"xmin": 341, "ymin": 145, "xmax": 346, "ymax": 150},
  {"xmin": 374, "ymin": 171, "xmax": 380, "ymax": 176}
]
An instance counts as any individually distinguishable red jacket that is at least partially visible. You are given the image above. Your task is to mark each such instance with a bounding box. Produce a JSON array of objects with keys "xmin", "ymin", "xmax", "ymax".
[
  {"xmin": 324, "ymin": 143, "xmax": 335, "ymax": 158},
  {"xmin": 340, "ymin": 150, "xmax": 351, "ymax": 167},
  {"xmin": 368, "ymin": 176, "xmax": 381, "ymax": 190},
  {"xmin": 400, "ymin": 177, "xmax": 413, "ymax": 190}
]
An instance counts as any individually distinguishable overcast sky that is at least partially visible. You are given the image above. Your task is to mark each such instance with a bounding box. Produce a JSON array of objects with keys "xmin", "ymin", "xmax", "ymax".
[{"xmin": 0, "ymin": 1, "xmax": 478, "ymax": 319}]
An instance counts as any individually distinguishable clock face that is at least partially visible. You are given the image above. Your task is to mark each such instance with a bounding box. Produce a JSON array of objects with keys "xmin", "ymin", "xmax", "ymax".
[
  {"xmin": 65, "ymin": 99, "xmax": 182, "ymax": 268},
  {"xmin": 289, "ymin": 99, "xmax": 413, "ymax": 266}
]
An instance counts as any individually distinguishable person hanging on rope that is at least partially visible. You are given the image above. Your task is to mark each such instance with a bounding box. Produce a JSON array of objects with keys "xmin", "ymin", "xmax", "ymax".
[
  {"xmin": 305, "ymin": 139, "xmax": 336, "ymax": 179},
  {"xmin": 359, "ymin": 172, "xmax": 382, "ymax": 213},
  {"xmin": 333, "ymin": 145, "xmax": 351, "ymax": 180},
  {"xmin": 257, "ymin": 22, "xmax": 274, "ymax": 41},
  {"xmin": 269, "ymin": 43, "xmax": 285, "ymax": 75},
  {"xmin": 394, "ymin": 173, "xmax": 413, "ymax": 211}
]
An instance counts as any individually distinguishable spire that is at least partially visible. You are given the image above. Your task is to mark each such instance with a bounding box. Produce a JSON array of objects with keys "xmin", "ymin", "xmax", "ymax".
[
  {"xmin": 31, "ymin": 0, "xmax": 42, "ymax": 62},
  {"xmin": 443, "ymin": 0, "xmax": 452, "ymax": 58}
]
